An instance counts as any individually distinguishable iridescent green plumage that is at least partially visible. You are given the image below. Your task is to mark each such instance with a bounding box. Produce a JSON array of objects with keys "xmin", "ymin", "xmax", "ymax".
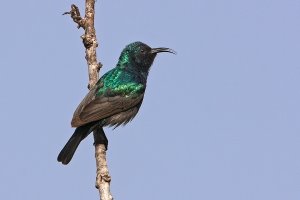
[
  {"xmin": 96, "ymin": 69, "xmax": 145, "ymax": 97},
  {"xmin": 58, "ymin": 41, "xmax": 175, "ymax": 165}
]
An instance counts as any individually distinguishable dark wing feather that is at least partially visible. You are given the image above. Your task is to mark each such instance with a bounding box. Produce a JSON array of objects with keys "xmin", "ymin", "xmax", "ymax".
[
  {"xmin": 71, "ymin": 89, "xmax": 144, "ymax": 127},
  {"xmin": 72, "ymin": 84, "xmax": 100, "ymax": 119},
  {"xmin": 77, "ymin": 95, "xmax": 143, "ymax": 126}
]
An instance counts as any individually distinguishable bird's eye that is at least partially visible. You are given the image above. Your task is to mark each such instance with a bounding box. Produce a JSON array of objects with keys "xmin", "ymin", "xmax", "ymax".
[{"xmin": 140, "ymin": 49, "xmax": 145, "ymax": 53}]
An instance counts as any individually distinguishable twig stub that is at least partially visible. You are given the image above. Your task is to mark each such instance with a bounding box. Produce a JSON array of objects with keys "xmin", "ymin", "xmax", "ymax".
[{"xmin": 63, "ymin": 4, "xmax": 85, "ymax": 29}]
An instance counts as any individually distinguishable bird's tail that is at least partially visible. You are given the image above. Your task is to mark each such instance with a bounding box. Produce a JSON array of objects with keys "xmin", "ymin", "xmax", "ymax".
[{"xmin": 57, "ymin": 122, "xmax": 97, "ymax": 165}]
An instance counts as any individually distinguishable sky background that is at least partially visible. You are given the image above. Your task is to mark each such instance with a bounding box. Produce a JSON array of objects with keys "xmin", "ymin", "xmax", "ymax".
[{"xmin": 1, "ymin": 0, "xmax": 300, "ymax": 199}]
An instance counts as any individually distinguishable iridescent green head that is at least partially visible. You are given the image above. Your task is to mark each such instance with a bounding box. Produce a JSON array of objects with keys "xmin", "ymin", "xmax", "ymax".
[{"xmin": 117, "ymin": 41, "xmax": 175, "ymax": 72}]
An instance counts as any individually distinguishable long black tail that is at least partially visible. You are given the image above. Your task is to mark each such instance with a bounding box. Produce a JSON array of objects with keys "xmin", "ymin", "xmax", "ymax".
[{"xmin": 57, "ymin": 122, "xmax": 97, "ymax": 165}]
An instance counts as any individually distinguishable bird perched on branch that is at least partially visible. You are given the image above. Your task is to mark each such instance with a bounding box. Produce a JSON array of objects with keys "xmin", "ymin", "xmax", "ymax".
[{"xmin": 57, "ymin": 41, "xmax": 175, "ymax": 165}]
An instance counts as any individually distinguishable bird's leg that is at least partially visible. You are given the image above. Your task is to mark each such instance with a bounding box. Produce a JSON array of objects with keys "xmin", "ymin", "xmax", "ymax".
[{"xmin": 93, "ymin": 126, "xmax": 108, "ymax": 150}]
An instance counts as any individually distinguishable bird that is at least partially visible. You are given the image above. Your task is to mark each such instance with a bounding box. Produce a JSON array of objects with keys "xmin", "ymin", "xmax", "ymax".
[{"xmin": 57, "ymin": 41, "xmax": 175, "ymax": 165}]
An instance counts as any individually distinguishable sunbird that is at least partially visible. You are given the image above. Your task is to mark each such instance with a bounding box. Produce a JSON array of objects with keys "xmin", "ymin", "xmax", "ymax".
[{"xmin": 58, "ymin": 41, "xmax": 175, "ymax": 164}]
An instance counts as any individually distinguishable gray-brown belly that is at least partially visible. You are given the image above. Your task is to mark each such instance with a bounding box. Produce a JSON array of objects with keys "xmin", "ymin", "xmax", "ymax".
[{"xmin": 102, "ymin": 104, "xmax": 142, "ymax": 127}]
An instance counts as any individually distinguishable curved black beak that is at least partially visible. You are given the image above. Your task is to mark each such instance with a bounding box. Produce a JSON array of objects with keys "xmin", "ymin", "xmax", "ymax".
[{"xmin": 151, "ymin": 47, "xmax": 176, "ymax": 54}]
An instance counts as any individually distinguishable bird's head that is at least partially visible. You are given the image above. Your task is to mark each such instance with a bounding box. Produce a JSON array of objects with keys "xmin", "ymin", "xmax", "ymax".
[{"xmin": 118, "ymin": 41, "xmax": 176, "ymax": 73}]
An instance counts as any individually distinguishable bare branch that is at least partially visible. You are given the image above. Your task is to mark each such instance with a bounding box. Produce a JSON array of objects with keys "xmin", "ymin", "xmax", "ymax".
[{"xmin": 64, "ymin": 1, "xmax": 112, "ymax": 200}]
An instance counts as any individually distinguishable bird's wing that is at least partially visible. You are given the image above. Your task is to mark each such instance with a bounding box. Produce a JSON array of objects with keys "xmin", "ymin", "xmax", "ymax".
[{"xmin": 71, "ymin": 81, "xmax": 145, "ymax": 127}]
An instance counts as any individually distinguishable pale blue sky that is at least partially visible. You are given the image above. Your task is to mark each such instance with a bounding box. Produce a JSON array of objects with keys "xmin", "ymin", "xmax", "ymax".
[{"xmin": 1, "ymin": 0, "xmax": 300, "ymax": 199}]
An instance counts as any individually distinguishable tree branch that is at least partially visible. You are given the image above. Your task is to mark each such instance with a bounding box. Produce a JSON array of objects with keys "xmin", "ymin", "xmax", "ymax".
[{"xmin": 64, "ymin": 2, "xmax": 112, "ymax": 200}]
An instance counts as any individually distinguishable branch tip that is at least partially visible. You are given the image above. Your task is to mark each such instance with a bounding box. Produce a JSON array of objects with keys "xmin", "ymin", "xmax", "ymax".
[
  {"xmin": 97, "ymin": 62, "xmax": 102, "ymax": 71},
  {"xmin": 64, "ymin": 4, "xmax": 85, "ymax": 29}
]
